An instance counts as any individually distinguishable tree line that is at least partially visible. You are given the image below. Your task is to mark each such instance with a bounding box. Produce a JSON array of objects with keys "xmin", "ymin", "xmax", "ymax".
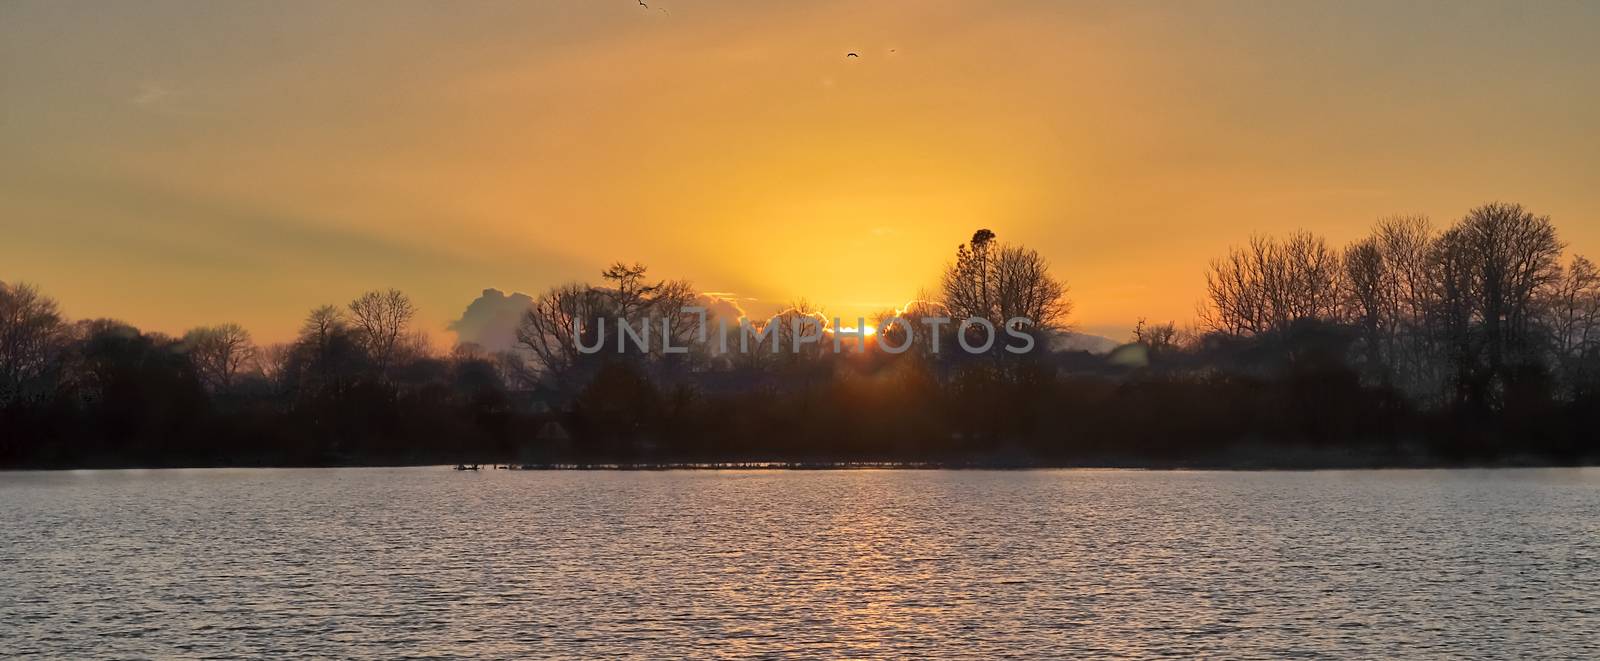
[
  {"xmin": 1, "ymin": 201, "xmax": 1595, "ymax": 468},
  {"xmin": 1196, "ymin": 203, "xmax": 1597, "ymax": 411}
]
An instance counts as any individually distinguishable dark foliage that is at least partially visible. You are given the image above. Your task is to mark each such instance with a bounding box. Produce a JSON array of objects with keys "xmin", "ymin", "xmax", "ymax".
[{"xmin": 2, "ymin": 205, "xmax": 1598, "ymax": 468}]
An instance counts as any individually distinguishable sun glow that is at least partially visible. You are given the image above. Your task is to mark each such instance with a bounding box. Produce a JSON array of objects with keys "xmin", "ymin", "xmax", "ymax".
[{"xmin": 835, "ymin": 325, "xmax": 878, "ymax": 337}]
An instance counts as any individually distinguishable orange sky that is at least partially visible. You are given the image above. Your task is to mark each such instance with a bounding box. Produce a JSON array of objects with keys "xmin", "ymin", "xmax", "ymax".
[{"xmin": 3, "ymin": 1, "xmax": 1597, "ymax": 343}]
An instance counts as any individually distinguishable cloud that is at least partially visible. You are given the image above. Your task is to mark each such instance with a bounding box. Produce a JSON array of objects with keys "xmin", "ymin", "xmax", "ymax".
[
  {"xmin": 696, "ymin": 291, "xmax": 746, "ymax": 325},
  {"xmin": 449, "ymin": 288, "xmax": 534, "ymax": 352},
  {"xmin": 130, "ymin": 82, "xmax": 174, "ymax": 108},
  {"xmin": 127, "ymin": 82, "xmax": 208, "ymax": 118}
]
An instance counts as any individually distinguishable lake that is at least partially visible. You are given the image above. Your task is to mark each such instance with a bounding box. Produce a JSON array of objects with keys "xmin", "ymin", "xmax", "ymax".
[{"xmin": 3, "ymin": 468, "xmax": 1598, "ymax": 658}]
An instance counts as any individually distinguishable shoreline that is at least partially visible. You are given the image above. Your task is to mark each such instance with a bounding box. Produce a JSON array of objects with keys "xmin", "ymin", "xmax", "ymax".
[{"xmin": 6, "ymin": 454, "xmax": 1596, "ymax": 473}]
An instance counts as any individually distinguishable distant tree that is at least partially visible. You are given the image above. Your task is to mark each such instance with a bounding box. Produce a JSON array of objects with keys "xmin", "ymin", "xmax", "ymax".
[
  {"xmin": 1421, "ymin": 203, "xmax": 1564, "ymax": 408},
  {"xmin": 1549, "ymin": 256, "xmax": 1600, "ymax": 354},
  {"xmin": 1203, "ymin": 231, "xmax": 1342, "ymax": 335},
  {"xmin": 942, "ymin": 230, "xmax": 995, "ymax": 326},
  {"xmin": 73, "ymin": 320, "xmax": 211, "ymax": 456},
  {"xmin": 970, "ymin": 229, "xmax": 996, "ymax": 315},
  {"xmin": 1202, "ymin": 237, "xmax": 1269, "ymax": 335},
  {"xmin": 1372, "ymin": 216, "xmax": 1436, "ymax": 324},
  {"xmin": 1369, "ymin": 216, "xmax": 1439, "ymax": 396},
  {"xmin": 1461, "ymin": 203, "xmax": 1562, "ymax": 373},
  {"xmin": 992, "ymin": 243, "xmax": 1070, "ymax": 329},
  {"xmin": 291, "ymin": 304, "xmax": 365, "ymax": 396},
  {"xmin": 348, "ymin": 289, "xmax": 416, "ymax": 376},
  {"xmin": 495, "ymin": 349, "xmax": 540, "ymax": 390},
  {"xmin": 301, "ymin": 305, "xmax": 346, "ymax": 354},
  {"xmin": 254, "ymin": 342, "xmax": 294, "ymax": 386},
  {"xmin": 650, "ymin": 279, "xmax": 704, "ymax": 365},
  {"xmin": 183, "ymin": 323, "xmax": 258, "ymax": 392},
  {"xmin": 600, "ymin": 262, "xmax": 660, "ymax": 322},
  {"xmin": 0, "ymin": 282, "xmax": 69, "ymax": 405},
  {"xmin": 518, "ymin": 264, "xmax": 709, "ymax": 387},
  {"xmin": 517, "ymin": 283, "xmax": 607, "ymax": 385},
  {"xmin": 1427, "ymin": 226, "xmax": 1482, "ymax": 406},
  {"xmin": 1343, "ymin": 237, "xmax": 1387, "ymax": 379},
  {"xmin": 397, "ymin": 329, "xmax": 436, "ymax": 365},
  {"xmin": 1545, "ymin": 255, "xmax": 1600, "ymax": 396},
  {"xmin": 1133, "ymin": 317, "xmax": 1179, "ymax": 355},
  {"xmin": 941, "ymin": 230, "xmax": 1070, "ymax": 345},
  {"xmin": 872, "ymin": 296, "xmax": 949, "ymax": 358},
  {"xmin": 769, "ymin": 300, "xmax": 829, "ymax": 363}
]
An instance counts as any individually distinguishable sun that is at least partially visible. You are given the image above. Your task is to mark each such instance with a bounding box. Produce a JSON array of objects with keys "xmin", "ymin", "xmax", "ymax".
[{"xmin": 833, "ymin": 324, "xmax": 877, "ymax": 337}]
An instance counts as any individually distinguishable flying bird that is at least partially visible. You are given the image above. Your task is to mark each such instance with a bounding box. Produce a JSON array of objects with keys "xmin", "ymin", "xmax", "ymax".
[{"xmin": 846, "ymin": 52, "xmax": 859, "ymax": 58}]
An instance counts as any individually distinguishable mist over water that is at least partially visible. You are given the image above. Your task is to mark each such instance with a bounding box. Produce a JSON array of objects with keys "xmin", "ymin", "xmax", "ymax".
[{"xmin": 3, "ymin": 468, "xmax": 1598, "ymax": 659}]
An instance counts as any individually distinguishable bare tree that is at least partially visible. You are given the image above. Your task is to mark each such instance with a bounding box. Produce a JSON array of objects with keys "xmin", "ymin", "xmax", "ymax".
[
  {"xmin": 1419, "ymin": 203, "xmax": 1563, "ymax": 407},
  {"xmin": 1546, "ymin": 254, "xmax": 1600, "ymax": 394},
  {"xmin": 1373, "ymin": 216, "xmax": 1435, "ymax": 325},
  {"xmin": 771, "ymin": 299, "xmax": 829, "ymax": 362},
  {"xmin": 254, "ymin": 342, "xmax": 294, "ymax": 386},
  {"xmin": 1202, "ymin": 237, "xmax": 1269, "ymax": 335},
  {"xmin": 1369, "ymin": 215, "xmax": 1439, "ymax": 395},
  {"xmin": 992, "ymin": 244, "xmax": 1070, "ymax": 330},
  {"xmin": 397, "ymin": 329, "xmax": 436, "ymax": 365},
  {"xmin": 1277, "ymin": 231, "xmax": 1344, "ymax": 325},
  {"xmin": 942, "ymin": 230, "xmax": 994, "ymax": 325},
  {"xmin": 650, "ymin": 279, "xmax": 705, "ymax": 364},
  {"xmin": 184, "ymin": 323, "xmax": 258, "ymax": 392},
  {"xmin": 1427, "ymin": 226, "xmax": 1481, "ymax": 405},
  {"xmin": 1204, "ymin": 231, "xmax": 1342, "ymax": 335},
  {"xmin": 1133, "ymin": 317, "xmax": 1180, "ymax": 355},
  {"xmin": 941, "ymin": 230, "xmax": 1070, "ymax": 342},
  {"xmin": 348, "ymin": 289, "xmax": 416, "ymax": 376},
  {"xmin": 0, "ymin": 281, "xmax": 69, "ymax": 404},
  {"xmin": 294, "ymin": 304, "xmax": 350, "ymax": 390},
  {"xmin": 1343, "ymin": 237, "xmax": 1386, "ymax": 378},
  {"xmin": 600, "ymin": 262, "xmax": 660, "ymax": 322},
  {"xmin": 873, "ymin": 296, "xmax": 949, "ymax": 358},
  {"xmin": 1455, "ymin": 203, "xmax": 1563, "ymax": 376},
  {"xmin": 301, "ymin": 305, "xmax": 346, "ymax": 351},
  {"xmin": 517, "ymin": 283, "xmax": 608, "ymax": 382}
]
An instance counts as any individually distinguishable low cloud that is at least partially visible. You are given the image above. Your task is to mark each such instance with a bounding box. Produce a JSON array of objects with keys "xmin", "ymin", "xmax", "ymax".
[
  {"xmin": 696, "ymin": 292, "xmax": 746, "ymax": 326},
  {"xmin": 449, "ymin": 288, "xmax": 535, "ymax": 352}
]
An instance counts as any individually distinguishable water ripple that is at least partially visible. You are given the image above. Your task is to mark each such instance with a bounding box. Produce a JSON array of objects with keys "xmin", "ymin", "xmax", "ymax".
[{"xmin": 2, "ymin": 467, "xmax": 1599, "ymax": 659}]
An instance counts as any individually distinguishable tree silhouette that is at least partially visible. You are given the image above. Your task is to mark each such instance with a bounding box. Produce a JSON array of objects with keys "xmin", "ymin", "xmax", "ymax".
[
  {"xmin": 601, "ymin": 262, "xmax": 661, "ymax": 321},
  {"xmin": 183, "ymin": 323, "xmax": 257, "ymax": 393},
  {"xmin": 517, "ymin": 283, "xmax": 606, "ymax": 386},
  {"xmin": 942, "ymin": 230, "xmax": 1069, "ymax": 343},
  {"xmin": 1203, "ymin": 232, "xmax": 1342, "ymax": 336},
  {"xmin": 348, "ymin": 289, "xmax": 416, "ymax": 378},
  {"xmin": 2, "ymin": 202, "xmax": 1599, "ymax": 469},
  {"xmin": 0, "ymin": 282, "xmax": 69, "ymax": 405}
]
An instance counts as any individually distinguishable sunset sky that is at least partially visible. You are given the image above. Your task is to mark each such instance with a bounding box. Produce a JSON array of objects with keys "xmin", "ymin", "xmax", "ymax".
[{"xmin": 3, "ymin": 1, "xmax": 1597, "ymax": 343}]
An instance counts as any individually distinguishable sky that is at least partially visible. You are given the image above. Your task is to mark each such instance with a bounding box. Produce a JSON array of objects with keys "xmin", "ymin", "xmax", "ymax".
[{"xmin": 3, "ymin": 1, "xmax": 1598, "ymax": 344}]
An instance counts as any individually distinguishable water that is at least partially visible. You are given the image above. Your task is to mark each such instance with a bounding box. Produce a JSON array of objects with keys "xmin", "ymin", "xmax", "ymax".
[{"xmin": 2, "ymin": 468, "xmax": 1598, "ymax": 659}]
